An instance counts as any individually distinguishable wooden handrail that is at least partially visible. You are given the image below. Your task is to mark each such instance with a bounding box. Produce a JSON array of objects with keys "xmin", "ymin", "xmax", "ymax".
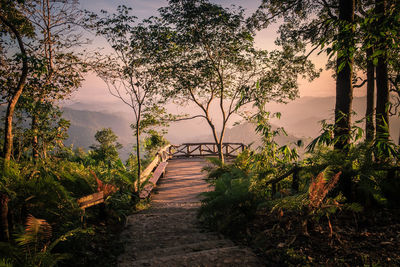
[
  {"xmin": 265, "ymin": 167, "xmax": 297, "ymax": 186},
  {"xmin": 140, "ymin": 144, "xmax": 172, "ymax": 184},
  {"xmin": 180, "ymin": 142, "xmax": 245, "ymax": 146},
  {"xmin": 170, "ymin": 142, "xmax": 246, "ymax": 158}
]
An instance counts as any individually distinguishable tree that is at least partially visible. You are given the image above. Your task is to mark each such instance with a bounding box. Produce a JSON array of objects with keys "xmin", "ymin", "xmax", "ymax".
[
  {"xmin": 90, "ymin": 128, "xmax": 122, "ymax": 167},
  {"xmin": 159, "ymin": 0, "xmax": 318, "ymax": 163},
  {"xmin": 88, "ymin": 6, "xmax": 171, "ymax": 189},
  {"xmin": 20, "ymin": 0, "xmax": 85, "ymax": 161},
  {"xmin": 0, "ymin": 0, "xmax": 34, "ymax": 164},
  {"xmin": 0, "ymin": 0, "xmax": 34, "ymax": 241}
]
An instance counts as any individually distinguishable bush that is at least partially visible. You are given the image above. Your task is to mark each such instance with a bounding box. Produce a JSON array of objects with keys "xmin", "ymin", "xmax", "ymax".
[{"xmin": 199, "ymin": 161, "xmax": 260, "ymax": 237}]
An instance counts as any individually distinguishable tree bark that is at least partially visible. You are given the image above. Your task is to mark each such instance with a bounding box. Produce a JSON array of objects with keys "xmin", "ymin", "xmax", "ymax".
[
  {"xmin": 365, "ymin": 47, "xmax": 375, "ymax": 142},
  {"xmin": 205, "ymin": 116, "xmax": 224, "ymax": 164},
  {"xmin": 334, "ymin": 0, "xmax": 355, "ymax": 151},
  {"xmin": 375, "ymin": 0, "xmax": 390, "ymax": 141},
  {"xmin": 217, "ymin": 141, "xmax": 224, "ymax": 164},
  {"xmin": 0, "ymin": 15, "xmax": 29, "ymax": 163}
]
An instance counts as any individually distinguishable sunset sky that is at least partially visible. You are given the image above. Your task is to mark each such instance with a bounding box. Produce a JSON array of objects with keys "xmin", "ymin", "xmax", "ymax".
[{"xmin": 71, "ymin": 0, "xmax": 369, "ymax": 105}]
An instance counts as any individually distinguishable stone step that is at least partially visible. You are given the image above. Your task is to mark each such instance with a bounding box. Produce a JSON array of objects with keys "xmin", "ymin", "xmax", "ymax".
[
  {"xmin": 142, "ymin": 202, "xmax": 201, "ymax": 214},
  {"xmin": 121, "ymin": 227, "xmax": 205, "ymax": 241},
  {"xmin": 119, "ymin": 246, "xmax": 262, "ymax": 267},
  {"xmin": 135, "ymin": 239, "xmax": 235, "ymax": 260},
  {"xmin": 139, "ymin": 207, "xmax": 199, "ymax": 215},
  {"xmin": 123, "ymin": 216, "xmax": 204, "ymax": 236},
  {"xmin": 126, "ymin": 211, "xmax": 198, "ymax": 221},
  {"xmin": 122, "ymin": 232, "xmax": 223, "ymax": 253}
]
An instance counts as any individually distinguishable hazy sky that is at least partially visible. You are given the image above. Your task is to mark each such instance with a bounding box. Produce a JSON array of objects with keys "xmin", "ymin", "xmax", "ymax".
[{"xmin": 71, "ymin": 0, "xmax": 367, "ymax": 105}]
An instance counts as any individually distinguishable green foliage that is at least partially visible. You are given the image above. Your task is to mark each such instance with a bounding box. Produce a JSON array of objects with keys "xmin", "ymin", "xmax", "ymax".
[
  {"xmin": 89, "ymin": 128, "xmax": 123, "ymax": 167},
  {"xmin": 143, "ymin": 130, "xmax": 168, "ymax": 158},
  {"xmin": 0, "ymin": 144, "xmax": 139, "ymax": 266},
  {"xmin": 198, "ymin": 164, "xmax": 260, "ymax": 237},
  {"xmin": 0, "ymin": 258, "xmax": 12, "ymax": 267}
]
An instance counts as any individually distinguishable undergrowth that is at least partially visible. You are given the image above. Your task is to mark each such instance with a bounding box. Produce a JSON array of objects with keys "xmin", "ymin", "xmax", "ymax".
[{"xmin": 199, "ymin": 118, "xmax": 400, "ymax": 265}]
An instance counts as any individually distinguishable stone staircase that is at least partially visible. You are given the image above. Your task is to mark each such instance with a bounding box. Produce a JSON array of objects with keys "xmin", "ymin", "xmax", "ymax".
[
  {"xmin": 118, "ymin": 202, "xmax": 262, "ymax": 267},
  {"xmin": 117, "ymin": 159, "xmax": 263, "ymax": 266}
]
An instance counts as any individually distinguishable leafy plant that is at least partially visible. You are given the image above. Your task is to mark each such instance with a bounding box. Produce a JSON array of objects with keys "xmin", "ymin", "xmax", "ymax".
[
  {"xmin": 198, "ymin": 168, "xmax": 259, "ymax": 237},
  {"xmin": 1, "ymin": 214, "xmax": 91, "ymax": 267}
]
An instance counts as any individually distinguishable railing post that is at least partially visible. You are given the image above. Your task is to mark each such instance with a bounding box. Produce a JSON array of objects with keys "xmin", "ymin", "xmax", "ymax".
[
  {"xmin": 200, "ymin": 144, "xmax": 202, "ymax": 156},
  {"xmin": 292, "ymin": 166, "xmax": 299, "ymax": 193},
  {"xmin": 187, "ymin": 144, "xmax": 190, "ymax": 157},
  {"xmin": 225, "ymin": 144, "xmax": 229, "ymax": 156}
]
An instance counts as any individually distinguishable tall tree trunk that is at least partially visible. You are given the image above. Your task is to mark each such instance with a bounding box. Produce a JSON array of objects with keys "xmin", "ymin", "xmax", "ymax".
[
  {"xmin": 218, "ymin": 123, "xmax": 227, "ymax": 164},
  {"xmin": 334, "ymin": 0, "xmax": 355, "ymax": 201},
  {"xmin": 0, "ymin": 16, "xmax": 28, "ymax": 163},
  {"xmin": 365, "ymin": 47, "xmax": 375, "ymax": 142},
  {"xmin": 136, "ymin": 123, "xmax": 141, "ymax": 193},
  {"xmin": 375, "ymin": 0, "xmax": 390, "ymax": 141},
  {"xmin": 334, "ymin": 0, "xmax": 355, "ymax": 151}
]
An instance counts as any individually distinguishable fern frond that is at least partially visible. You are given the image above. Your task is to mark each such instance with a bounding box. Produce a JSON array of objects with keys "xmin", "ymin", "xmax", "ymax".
[
  {"xmin": 91, "ymin": 170, "xmax": 118, "ymax": 197},
  {"xmin": 309, "ymin": 171, "xmax": 341, "ymax": 209},
  {"xmin": 16, "ymin": 214, "xmax": 52, "ymax": 247}
]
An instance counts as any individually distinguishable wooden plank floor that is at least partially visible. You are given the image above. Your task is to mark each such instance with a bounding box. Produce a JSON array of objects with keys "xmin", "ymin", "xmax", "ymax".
[{"xmin": 151, "ymin": 158, "xmax": 212, "ymax": 203}]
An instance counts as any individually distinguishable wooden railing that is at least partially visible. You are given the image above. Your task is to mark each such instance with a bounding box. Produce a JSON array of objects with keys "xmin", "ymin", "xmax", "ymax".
[
  {"xmin": 266, "ymin": 165, "xmax": 300, "ymax": 198},
  {"xmin": 169, "ymin": 142, "xmax": 246, "ymax": 158},
  {"xmin": 140, "ymin": 144, "xmax": 172, "ymax": 185}
]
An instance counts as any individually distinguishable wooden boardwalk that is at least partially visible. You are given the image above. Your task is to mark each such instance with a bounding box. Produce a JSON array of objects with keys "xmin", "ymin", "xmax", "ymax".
[{"xmin": 118, "ymin": 158, "xmax": 262, "ymax": 267}]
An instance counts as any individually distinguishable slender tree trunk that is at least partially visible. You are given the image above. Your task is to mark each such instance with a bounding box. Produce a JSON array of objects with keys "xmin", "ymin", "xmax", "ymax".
[
  {"xmin": 217, "ymin": 141, "xmax": 224, "ymax": 164},
  {"xmin": 218, "ymin": 123, "xmax": 227, "ymax": 164},
  {"xmin": 204, "ymin": 115, "xmax": 223, "ymax": 164},
  {"xmin": 375, "ymin": 0, "xmax": 390, "ymax": 141},
  {"xmin": 334, "ymin": 0, "xmax": 355, "ymax": 151},
  {"xmin": 136, "ymin": 123, "xmax": 141, "ymax": 192},
  {"xmin": 365, "ymin": 47, "xmax": 375, "ymax": 142}
]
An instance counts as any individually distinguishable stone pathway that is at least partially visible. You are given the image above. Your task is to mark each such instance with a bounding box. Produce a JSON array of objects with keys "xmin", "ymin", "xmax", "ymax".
[{"xmin": 118, "ymin": 158, "xmax": 263, "ymax": 267}]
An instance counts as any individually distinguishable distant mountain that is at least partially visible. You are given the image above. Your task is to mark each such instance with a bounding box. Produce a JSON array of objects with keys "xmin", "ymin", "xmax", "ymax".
[
  {"xmin": 62, "ymin": 95, "xmax": 400, "ymax": 160},
  {"xmin": 223, "ymin": 122, "xmax": 308, "ymax": 147},
  {"xmin": 62, "ymin": 107, "xmax": 134, "ymax": 160},
  {"xmin": 266, "ymin": 96, "xmax": 400, "ymax": 143}
]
